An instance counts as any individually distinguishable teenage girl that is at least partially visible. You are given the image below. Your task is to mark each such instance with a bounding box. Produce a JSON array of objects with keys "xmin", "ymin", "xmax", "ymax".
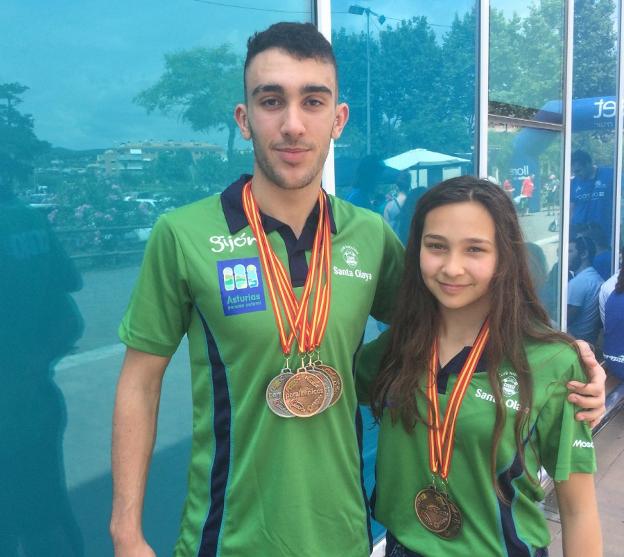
[{"xmin": 367, "ymin": 176, "xmax": 601, "ymax": 556}]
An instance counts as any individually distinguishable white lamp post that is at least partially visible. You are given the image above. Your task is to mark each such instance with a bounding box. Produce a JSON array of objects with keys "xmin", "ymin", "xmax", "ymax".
[{"xmin": 348, "ymin": 5, "xmax": 385, "ymax": 155}]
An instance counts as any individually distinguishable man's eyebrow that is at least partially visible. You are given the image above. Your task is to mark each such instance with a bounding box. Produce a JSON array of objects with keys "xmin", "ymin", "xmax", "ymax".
[
  {"xmin": 301, "ymin": 84, "xmax": 333, "ymax": 96},
  {"xmin": 250, "ymin": 83, "xmax": 334, "ymax": 97},
  {"xmin": 251, "ymin": 84, "xmax": 285, "ymax": 97}
]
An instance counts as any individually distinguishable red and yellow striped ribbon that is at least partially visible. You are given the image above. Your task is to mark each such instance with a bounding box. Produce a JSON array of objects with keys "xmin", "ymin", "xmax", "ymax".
[
  {"xmin": 427, "ymin": 320, "xmax": 490, "ymax": 480},
  {"xmin": 241, "ymin": 180, "xmax": 332, "ymax": 356}
]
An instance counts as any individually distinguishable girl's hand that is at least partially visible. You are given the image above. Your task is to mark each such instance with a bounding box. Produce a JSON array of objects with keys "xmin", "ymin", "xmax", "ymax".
[{"xmin": 568, "ymin": 340, "xmax": 606, "ymax": 428}]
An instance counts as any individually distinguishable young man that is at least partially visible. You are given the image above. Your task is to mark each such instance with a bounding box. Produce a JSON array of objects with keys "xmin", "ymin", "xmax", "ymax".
[{"xmin": 110, "ymin": 22, "xmax": 606, "ymax": 557}]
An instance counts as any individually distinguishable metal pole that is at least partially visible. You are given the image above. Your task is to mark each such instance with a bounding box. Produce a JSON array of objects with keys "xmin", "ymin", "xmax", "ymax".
[
  {"xmin": 316, "ymin": 0, "xmax": 336, "ymax": 194},
  {"xmin": 613, "ymin": 0, "xmax": 623, "ymax": 272},
  {"xmin": 366, "ymin": 9, "xmax": 371, "ymax": 155},
  {"xmin": 560, "ymin": 0, "xmax": 575, "ymax": 331},
  {"xmin": 477, "ymin": 0, "xmax": 490, "ymax": 178}
]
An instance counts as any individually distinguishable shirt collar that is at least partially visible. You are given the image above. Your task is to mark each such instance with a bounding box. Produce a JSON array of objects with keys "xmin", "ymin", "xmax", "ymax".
[{"xmin": 220, "ymin": 174, "xmax": 337, "ymax": 236}]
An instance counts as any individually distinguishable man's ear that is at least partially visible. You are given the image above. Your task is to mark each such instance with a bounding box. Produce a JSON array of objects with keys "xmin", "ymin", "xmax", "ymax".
[
  {"xmin": 331, "ymin": 102, "xmax": 349, "ymax": 140},
  {"xmin": 234, "ymin": 104, "xmax": 251, "ymax": 140}
]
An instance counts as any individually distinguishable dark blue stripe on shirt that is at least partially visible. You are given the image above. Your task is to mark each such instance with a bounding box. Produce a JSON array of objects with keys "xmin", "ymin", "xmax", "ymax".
[
  {"xmin": 196, "ymin": 307, "xmax": 231, "ymax": 557},
  {"xmin": 353, "ymin": 335, "xmax": 374, "ymax": 553},
  {"xmin": 497, "ymin": 439, "xmax": 548, "ymax": 557}
]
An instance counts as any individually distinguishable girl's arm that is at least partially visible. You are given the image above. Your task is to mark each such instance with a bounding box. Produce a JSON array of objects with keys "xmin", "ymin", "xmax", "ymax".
[{"xmin": 554, "ymin": 473, "xmax": 602, "ymax": 557}]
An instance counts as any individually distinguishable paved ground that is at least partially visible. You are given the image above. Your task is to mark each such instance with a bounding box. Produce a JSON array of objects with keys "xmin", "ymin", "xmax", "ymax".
[{"xmin": 547, "ymin": 407, "xmax": 624, "ymax": 557}]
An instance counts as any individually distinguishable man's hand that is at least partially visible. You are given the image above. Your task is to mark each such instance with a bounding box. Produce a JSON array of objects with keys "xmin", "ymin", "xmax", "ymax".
[{"xmin": 568, "ymin": 340, "xmax": 606, "ymax": 428}]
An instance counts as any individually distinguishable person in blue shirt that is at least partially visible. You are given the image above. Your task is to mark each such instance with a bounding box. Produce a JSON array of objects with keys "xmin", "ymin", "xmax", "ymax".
[
  {"xmin": 603, "ymin": 258, "xmax": 624, "ymax": 381},
  {"xmin": 345, "ymin": 154, "xmax": 386, "ymax": 212},
  {"xmin": 570, "ymin": 150, "xmax": 614, "ymax": 243},
  {"xmin": 567, "ymin": 235, "xmax": 604, "ymax": 344}
]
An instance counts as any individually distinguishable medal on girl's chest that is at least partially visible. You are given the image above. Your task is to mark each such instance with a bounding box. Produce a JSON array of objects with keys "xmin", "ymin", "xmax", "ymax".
[{"xmin": 415, "ymin": 320, "xmax": 490, "ymax": 539}]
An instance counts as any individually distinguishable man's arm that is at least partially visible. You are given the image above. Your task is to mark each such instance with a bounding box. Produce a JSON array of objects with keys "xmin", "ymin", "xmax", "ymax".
[
  {"xmin": 110, "ymin": 347, "xmax": 171, "ymax": 556},
  {"xmin": 568, "ymin": 340, "xmax": 606, "ymax": 428}
]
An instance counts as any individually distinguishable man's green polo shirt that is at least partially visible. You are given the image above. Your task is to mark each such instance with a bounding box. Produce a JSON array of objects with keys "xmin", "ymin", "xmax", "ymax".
[
  {"xmin": 119, "ymin": 176, "xmax": 404, "ymax": 557},
  {"xmin": 370, "ymin": 340, "xmax": 596, "ymax": 556}
]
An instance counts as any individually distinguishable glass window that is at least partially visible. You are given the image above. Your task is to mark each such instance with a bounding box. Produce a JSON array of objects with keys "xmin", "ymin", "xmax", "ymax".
[
  {"xmin": 332, "ymin": 0, "xmax": 477, "ymax": 244},
  {"xmin": 1, "ymin": 2, "xmax": 311, "ymax": 555},
  {"xmin": 488, "ymin": 0, "xmax": 566, "ymax": 325},
  {"xmin": 568, "ymin": 0, "xmax": 618, "ymax": 344},
  {"xmin": 331, "ymin": 0, "xmax": 478, "ymax": 541}
]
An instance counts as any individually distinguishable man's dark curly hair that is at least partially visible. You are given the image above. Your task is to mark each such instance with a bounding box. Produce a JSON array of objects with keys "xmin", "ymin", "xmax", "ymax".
[{"xmin": 244, "ymin": 22, "xmax": 337, "ymax": 95}]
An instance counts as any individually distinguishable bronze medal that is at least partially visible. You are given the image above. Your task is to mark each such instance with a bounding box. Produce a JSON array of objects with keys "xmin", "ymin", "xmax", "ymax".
[
  {"xmin": 316, "ymin": 364, "xmax": 343, "ymax": 406},
  {"xmin": 415, "ymin": 321, "xmax": 490, "ymax": 539},
  {"xmin": 309, "ymin": 366, "xmax": 334, "ymax": 414},
  {"xmin": 437, "ymin": 496, "xmax": 462, "ymax": 539},
  {"xmin": 242, "ymin": 182, "xmax": 334, "ymax": 419},
  {"xmin": 414, "ymin": 487, "xmax": 451, "ymax": 533},
  {"xmin": 283, "ymin": 370, "xmax": 328, "ymax": 417},
  {"xmin": 265, "ymin": 371, "xmax": 295, "ymax": 418}
]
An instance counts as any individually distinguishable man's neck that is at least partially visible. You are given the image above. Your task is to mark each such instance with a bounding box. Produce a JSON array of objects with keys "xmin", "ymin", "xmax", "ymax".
[{"xmin": 251, "ymin": 173, "xmax": 322, "ymax": 238}]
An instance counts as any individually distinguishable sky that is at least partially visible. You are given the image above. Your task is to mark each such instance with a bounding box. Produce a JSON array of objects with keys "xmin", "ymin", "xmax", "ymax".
[{"xmin": 1, "ymin": 0, "xmax": 531, "ymax": 151}]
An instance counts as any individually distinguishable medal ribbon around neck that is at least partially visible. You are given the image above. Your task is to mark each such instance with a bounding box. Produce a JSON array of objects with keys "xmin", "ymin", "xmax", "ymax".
[
  {"xmin": 241, "ymin": 180, "xmax": 332, "ymax": 356},
  {"xmin": 427, "ymin": 320, "xmax": 490, "ymax": 480}
]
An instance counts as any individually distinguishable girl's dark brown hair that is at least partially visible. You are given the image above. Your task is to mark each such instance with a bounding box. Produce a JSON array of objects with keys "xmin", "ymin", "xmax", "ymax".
[{"xmin": 370, "ymin": 175, "xmax": 574, "ymax": 499}]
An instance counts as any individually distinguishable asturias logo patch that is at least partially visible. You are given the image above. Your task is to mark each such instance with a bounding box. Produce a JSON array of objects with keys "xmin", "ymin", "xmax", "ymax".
[{"xmin": 217, "ymin": 257, "xmax": 266, "ymax": 316}]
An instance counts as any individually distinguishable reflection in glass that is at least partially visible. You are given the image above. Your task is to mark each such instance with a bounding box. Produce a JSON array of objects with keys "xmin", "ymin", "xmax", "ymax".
[
  {"xmin": 1, "ymin": 1, "xmax": 311, "ymax": 554},
  {"xmin": 1, "ymin": 174, "xmax": 84, "ymax": 555},
  {"xmin": 489, "ymin": 1, "xmax": 566, "ymax": 326},
  {"xmin": 569, "ymin": 0, "xmax": 618, "ymax": 345},
  {"xmin": 332, "ymin": 0, "xmax": 477, "ymax": 209},
  {"xmin": 567, "ymin": 235, "xmax": 604, "ymax": 344},
  {"xmin": 332, "ymin": 1, "xmax": 478, "ymax": 541}
]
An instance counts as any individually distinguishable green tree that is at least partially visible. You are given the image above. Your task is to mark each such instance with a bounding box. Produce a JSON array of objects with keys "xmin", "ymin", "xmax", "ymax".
[
  {"xmin": 573, "ymin": 0, "xmax": 617, "ymax": 99},
  {"xmin": 333, "ymin": 16, "xmax": 474, "ymax": 159},
  {"xmin": 489, "ymin": 9, "xmax": 525, "ymax": 106},
  {"xmin": 520, "ymin": 0, "xmax": 565, "ymax": 107},
  {"xmin": 195, "ymin": 151, "xmax": 253, "ymax": 192},
  {"xmin": 332, "ymin": 27, "xmax": 377, "ymax": 156},
  {"xmin": 135, "ymin": 45, "xmax": 243, "ymax": 161},
  {"xmin": 152, "ymin": 149, "xmax": 193, "ymax": 186},
  {"xmin": 0, "ymin": 82, "xmax": 49, "ymax": 191},
  {"xmin": 376, "ymin": 17, "xmax": 443, "ymax": 156}
]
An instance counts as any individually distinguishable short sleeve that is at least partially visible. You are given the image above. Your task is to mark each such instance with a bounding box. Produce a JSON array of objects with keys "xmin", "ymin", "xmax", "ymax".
[
  {"xmin": 370, "ymin": 219, "xmax": 405, "ymax": 323},
  {"xmin": 567, "ymin": 276, "xmax": 586, "ymax": 308},
  {"xmin": 118, "ymin": 215, "xmax": 193, "ymax": 357},
  {"xmin": 535, "ymin": 359, "xmax": 597, "ymax": 481}
]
